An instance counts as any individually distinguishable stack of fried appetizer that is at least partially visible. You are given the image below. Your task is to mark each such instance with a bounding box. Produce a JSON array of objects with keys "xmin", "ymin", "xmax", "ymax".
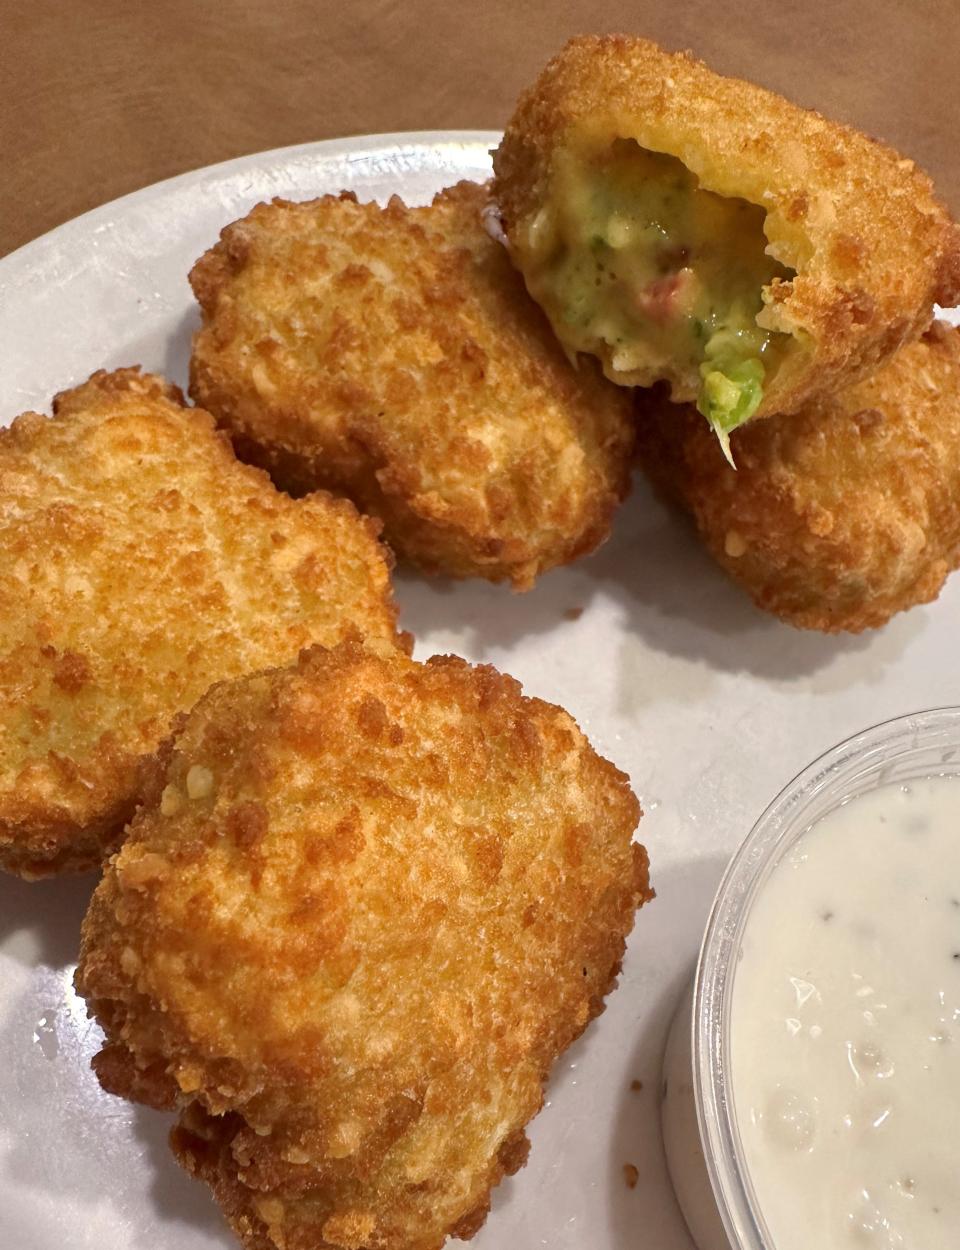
[
  {"xmin": 2, "ymin": 223, "xmax": 652, "ymax": 1248},
  {"xmin": 494, "ymin": 35, "xmax": 960, "ymax": 632},
  {"xmin": 183, "ymin": 34, "xmax": 960, "ymax": 633},
  {"xmin": 5, "ymin": 28, "xmax": 960, "ymax": 1250}
]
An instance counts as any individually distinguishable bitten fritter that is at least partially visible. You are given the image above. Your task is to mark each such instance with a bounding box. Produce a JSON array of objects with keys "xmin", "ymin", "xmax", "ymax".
[
  {"xmin": 76, "ymin": 640, "xmax": 651, "ymax": 1250},
  {"xmin": 0, "ymin": 369, "xmax": 403, "ymax": 878},
  {"xmin": 189, "ymin": 180, "xmax": 635, "ymax": 589},
  {"xmin": 634, "ymin": 322, "xmax": 960, "ymax": 633},
  {"xmin": 493, "ymin": 36, "xmax": 960, "ymax": 455}
]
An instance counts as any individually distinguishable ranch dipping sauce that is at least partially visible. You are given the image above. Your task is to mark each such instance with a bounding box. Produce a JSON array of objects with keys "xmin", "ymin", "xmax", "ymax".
[{"xmin": 731, "ymin": 776, "xmax": 960, "ymax": 1250}]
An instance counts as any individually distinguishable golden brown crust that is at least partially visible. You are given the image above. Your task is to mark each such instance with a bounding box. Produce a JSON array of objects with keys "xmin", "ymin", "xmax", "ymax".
[
  {"xmin": 0, "ymin": 369, "xmax": 403, "ymax": 878},
  {"xmin": 189, "ymin": 181, "xmax": 635, "ymax": 589},
  {"xmin": 634, "ymin": 322, "xmax": 960, "ymax": 632},
  {"xmin": 76, "ymin": 640, "xmax": 651, "ymax": 1249},
  {"xmin": 493, "ymin": 35, "xmax": 960, "ymax": 415}
]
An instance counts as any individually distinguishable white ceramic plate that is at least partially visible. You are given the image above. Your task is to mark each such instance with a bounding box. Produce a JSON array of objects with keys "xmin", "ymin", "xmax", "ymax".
[{"xmin": 1, "ymin": 133, "xmax": 958, "ymax": 1250}]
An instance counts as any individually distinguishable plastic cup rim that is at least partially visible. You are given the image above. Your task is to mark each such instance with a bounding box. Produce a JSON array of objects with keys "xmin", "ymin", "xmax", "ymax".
[{"xmin": 690, "ymin": 705, "xmax": 960, "ymax": 1250}]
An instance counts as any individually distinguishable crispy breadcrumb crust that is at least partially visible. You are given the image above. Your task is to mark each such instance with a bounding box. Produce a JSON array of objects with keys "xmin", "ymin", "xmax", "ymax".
[
  {"xmin": 189, "ymin": 181, "xmax": 635, "ymax": 589},
  {"xmin": 493, "ymin": 35, "xmax": 960, "ymax": 415},
  {"xmin": 0, "ymin": 370, "xmax": 403, "ymax": 878},
  {"xmin": 76, "ymin": 640, "xmax": 651, "ymax": 1250},
  {"xmin": 634, "ymin": 323, "xmax": 960, "ymax": 632}
]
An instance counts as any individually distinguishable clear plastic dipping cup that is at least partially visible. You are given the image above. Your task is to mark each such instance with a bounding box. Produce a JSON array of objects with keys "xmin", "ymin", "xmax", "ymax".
[{"xmin": 660, "ymin": 708, "xmax": 960, "ymax": 1250}]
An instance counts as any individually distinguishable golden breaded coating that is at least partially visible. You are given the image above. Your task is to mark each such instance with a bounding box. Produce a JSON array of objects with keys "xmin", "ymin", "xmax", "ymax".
[
  {"xmin": 76, "ymin": 640, "xmax": 651, "ymax": 1250},
  {"xmin": 634, "ymin": 322, "xmax": 960, "ymax": 633},
  {"xmin": 0, "ymin": 369, "xmax": 402, "ymax": 878},
  {"xmin": 189, "ymin": 180, "xmax": 635, "ymax": 589},
  {"xmin": 494, "ymin": 36, "xmax": 960, "ymax": 448}
]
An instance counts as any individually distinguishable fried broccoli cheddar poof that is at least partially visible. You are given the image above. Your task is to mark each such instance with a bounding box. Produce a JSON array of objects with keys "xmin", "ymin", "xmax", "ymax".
[
  {"xmin": 635, "ymin": 323, "xmax": 960, "ymax": 633},
  {"xmin": 494, "ymin": 36, "xmax": 960, "ymax": 457},
  {"xmin": 76, "ymin": 640, "xmax": 652, "ymax": 1250},
  {"xmin": 0, "ymin": 369, "xmax": 402, "ymax": 878},
  {"xmin": 189, "ymin": 181, "xmax": 635, "ymax": 589}
]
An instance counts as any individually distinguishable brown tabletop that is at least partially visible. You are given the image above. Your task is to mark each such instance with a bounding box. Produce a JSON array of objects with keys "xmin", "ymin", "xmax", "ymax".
[{"xmin": 1, "ymin": 0, "xmax": 957, "ymax": 259}]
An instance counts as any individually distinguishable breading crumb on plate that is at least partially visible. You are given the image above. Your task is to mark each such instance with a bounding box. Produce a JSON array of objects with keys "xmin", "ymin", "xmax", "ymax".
[{"xmin": 76, "ymin": 639, "xmax": 652, "ymax": 1250}]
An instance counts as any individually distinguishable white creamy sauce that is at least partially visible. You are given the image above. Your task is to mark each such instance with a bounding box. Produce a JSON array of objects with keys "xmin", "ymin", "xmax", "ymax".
[{"xmin": 732, "ymin": 777, "xmax": 960, "ymax": 1249}]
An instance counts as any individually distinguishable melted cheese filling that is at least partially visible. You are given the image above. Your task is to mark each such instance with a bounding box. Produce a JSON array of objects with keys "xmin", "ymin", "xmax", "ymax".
[{"xmin": 522, "ymin": 140, "xmax": 794, "ymax": 454}]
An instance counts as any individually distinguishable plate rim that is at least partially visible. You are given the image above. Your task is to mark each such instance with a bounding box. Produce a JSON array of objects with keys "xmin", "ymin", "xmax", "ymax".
[{"xmin": 0, "ymin": 128, "xmax": 503, "ymax": 279}]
